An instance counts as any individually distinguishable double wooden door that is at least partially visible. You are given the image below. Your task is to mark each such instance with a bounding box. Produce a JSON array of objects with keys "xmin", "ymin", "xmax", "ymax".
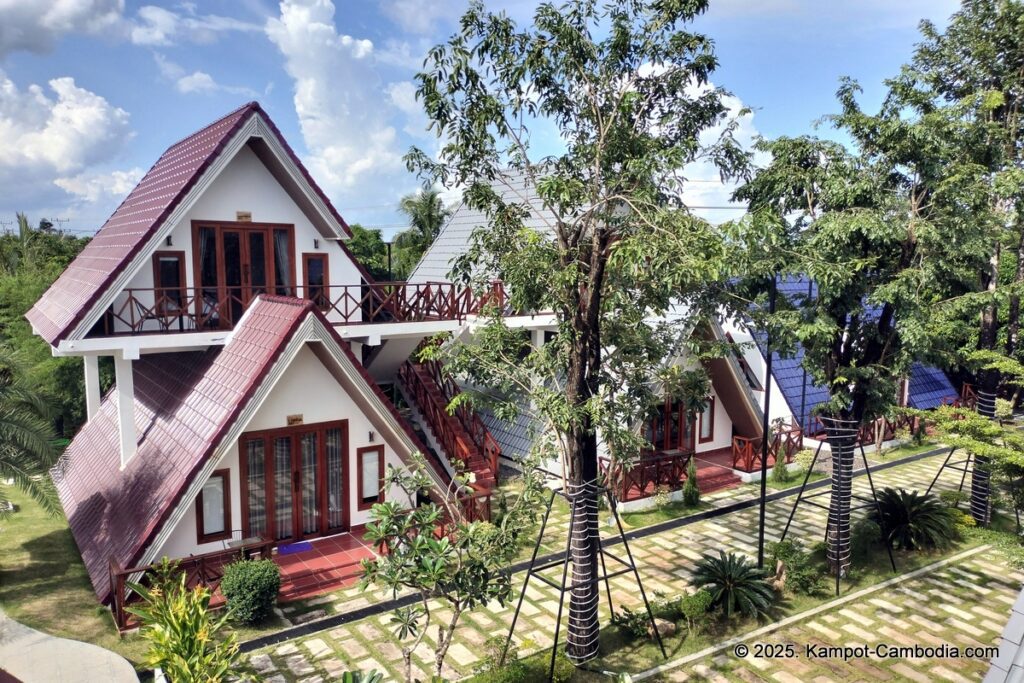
[{"xmin": 240, "ymin": 421, "xmax": 348, "ymax": 542}]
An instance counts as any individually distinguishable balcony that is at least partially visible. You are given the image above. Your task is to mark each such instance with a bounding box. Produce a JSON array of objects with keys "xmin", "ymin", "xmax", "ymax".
[{"xmin": 94, "ymin": 281, "xmax": 505, "ymax": 337}]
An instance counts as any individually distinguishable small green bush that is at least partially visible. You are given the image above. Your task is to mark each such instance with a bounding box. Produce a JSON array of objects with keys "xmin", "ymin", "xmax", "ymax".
[
  {"xmin": 340, "ymin": 671, "xmax": 384, "ymax": 683},
  {"xmin": 770, "ymin": 453, "xmax": 791, "ymax": 484},
  {"xmin": 677, "ymin": 589, "xmax": 713, "ymax": 632},
  {"xmin": 939, "ymin": 490, "xmax": 968, "ymax": 508},
  {"xmin": 473, "ymin": 646, "xmax": 573, "ymax": 683},
  {"xmin": 682, "ymin": 459, "xmax": 700, "ymax": 507},
  {"xmin": 611, "ymin": 605, "xmax": 652, "ymax": 638},
  {"xmin": 850, "ymin": 518, "xmax": 882, "ymax": 561},
  {"xmin": 221, "ymin": 558, "xmax": 281, "ymax": 624},
  {"xmin": 767, "ymin": 539, "xmax": 824, "ymax": 595},
  {"xmin": 652, "ymin": 485, "xmax": 671, "ymax": 510},
  {"xmin": 794, "ymin": 448, "xmax": 816, "ymax": 470}
]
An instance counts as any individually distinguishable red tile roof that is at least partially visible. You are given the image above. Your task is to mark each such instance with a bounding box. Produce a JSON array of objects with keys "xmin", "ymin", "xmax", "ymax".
[
  {"xmin": 53, "ymin": 296, "xmax": 433, "ymax": 602},
  {"xmin": 27, "ymin": 102, "xmax": 352, "ymax": 346}
]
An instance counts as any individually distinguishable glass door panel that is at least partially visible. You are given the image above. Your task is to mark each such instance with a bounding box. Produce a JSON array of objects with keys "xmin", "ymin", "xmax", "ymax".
[
  {"xmin": 197, "ymin": 227, "xmax": 220, "ymax": 329},
  {"xmin": 300, "ymin": 433, "xmax": 320, "ymax": 536},
  {"xmin": 248, "ymin": 231, "xmax": 269, "ymax": 300},
  {"xmin": 326, "ymin": 427, "xmax": 344, "ymax": 530},
  {"xmin": 245, "ymin": 439, "xmax": 267, "ymax": 538},
  {"xmin": 223, "ymin": 231, "xmax": 243, "ymax": 325},
  {"xmin": 273, "ymin": 436, "xmax": 294, "ymax": 541}
]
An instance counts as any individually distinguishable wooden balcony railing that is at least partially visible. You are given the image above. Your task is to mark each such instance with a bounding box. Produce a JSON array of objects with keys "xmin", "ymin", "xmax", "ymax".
[
  {"xmin": 957, "ymin": 382, "xmax": 978, "ymax": 410},
  {"xmin": 108, "ymin": 536, "xmax": 274, "ymax": 633},
  {"xmin": 599, "ymin": 450, "xmax": 693, "ymax": 502},
  {"xmin": 418, "ymin": 357, "xmax": 502, "ymax": 478},
  {"xmin": 98, "ymin": 280, "xmax": 505, "ymax": 336},
  {"xmin": 732, "ymin": 424, "xmax": 803, "ymax": 472}
]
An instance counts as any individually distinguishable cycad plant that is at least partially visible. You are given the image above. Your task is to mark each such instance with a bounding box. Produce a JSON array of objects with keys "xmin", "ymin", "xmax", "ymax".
[
  {"xmin": 869, "ymin": 487, "xmax": 961, "ymax": 551},
  {"xmin": 691, "ymin": 551, "xmax": 775, "ymax": 619},
  {"xmin": 0, "ymin": 352, "xmax": 59, "ymax": 516}
]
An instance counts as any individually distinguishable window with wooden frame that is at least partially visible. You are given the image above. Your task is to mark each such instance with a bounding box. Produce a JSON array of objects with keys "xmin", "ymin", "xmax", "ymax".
[
  {"xmin": 196, "ymin": 469, "xmax": 231, "ymax": 543},
  {"xmin": 699, "ymin": 397, "xmax": 715, "ymax": 443},
  {"xmin": 152, "ymin": 251, "xmax": 187, "ymax": 315},
  {"xmin": 357, "ymin": 445, "xmax": 385, "ymax": 510},
  {"xmin": 303, "ymin": 253, "xmax": 330, "ymax": 311},
  {"xmin": 643, "ymin": 399, "xmax": 695, "ymax": 452}
]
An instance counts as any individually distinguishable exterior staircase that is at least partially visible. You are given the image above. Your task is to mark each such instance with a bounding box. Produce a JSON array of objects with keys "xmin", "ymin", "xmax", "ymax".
[{"xmin": 397, "ymin": 359, "xmax": 500, "ymax": 491}]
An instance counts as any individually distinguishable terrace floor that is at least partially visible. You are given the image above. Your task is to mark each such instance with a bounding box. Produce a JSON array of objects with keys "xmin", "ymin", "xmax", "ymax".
[{"xmin": 274, "ymin": 532, "xmax": 377, "ymax": 602}]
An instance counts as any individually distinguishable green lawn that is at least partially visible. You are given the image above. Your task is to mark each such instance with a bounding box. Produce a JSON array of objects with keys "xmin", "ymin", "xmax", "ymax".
[{"xmin": 0, "ymin": 490, "xmax": 149, "ymax": 668}]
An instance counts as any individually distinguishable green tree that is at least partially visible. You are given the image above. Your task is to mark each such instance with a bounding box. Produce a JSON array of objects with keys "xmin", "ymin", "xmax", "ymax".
[
  {"xmin": 345, "ymin": 223, "xmax": 391, "ymax": 281},
  {"xmin": 392, "ymin": 188, "xmax": 452, "ymax": 279},
  {"xmin": 407, "ymin": 0, "xmax": 747, "ymax": 663},
  {"xmin": 360, "ymin": 454, "xmax": 545, "ymax": 681},
  {"xmin": 732, "ymin": 73, "xmax": 990, "ymax": 570},
  {"xmin": 0, "ymin": 352, "xmax": 59, "ymax": 516}
]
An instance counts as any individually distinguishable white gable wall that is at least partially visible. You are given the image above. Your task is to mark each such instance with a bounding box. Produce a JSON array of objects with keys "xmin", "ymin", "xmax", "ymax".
[
  {"xmin": 156, "ymin": 344, "xmax": 409, "ymax": 559},
  {"xmin": 108, "ymin": 144, "xmax": 363, "ymax": 335}
]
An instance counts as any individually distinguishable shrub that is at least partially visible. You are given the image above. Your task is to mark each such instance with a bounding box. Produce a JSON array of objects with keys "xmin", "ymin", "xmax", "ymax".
[
  {"xmin": 997, "ymin": 398, "xmax": 1014, "ymax": 422},
  {"xmin": 611, "ymin": 605, "xmax": 652, "ymax": 638},
  {"xmin": 850, "ymin": 519, "xmax": 882, "ymax": 561},
  {"xmin": 127, "ymin": 558, "xmax": 247, "ymax": 682},
  {"xmin": 770, "ymin": 452, "xmax": 791, "ymax": 484},
  {"xmin": 341, "ymin": 671, "xmax": 384, "ymax": 683},
  {"xmin": 221, "ymin": 558, "xmax": 281, "ymax": 624},
  {"xmin": 939, "ymin": 489, "xmax": 968, "ymax": 508},
  {"xmin": 473, "ymin": 646, "xmax": 573, "ymax": 683},
  {"xmin": 869, "ymin": 487, "xmax": 961, "ymax": 551},
  {"xmin": 682, "ymin": 459, "xmax": 700, "ymax": 507},
  {"xmin": 652, "ymin": 485, "xmax": 671, "ymax": 510},
  {"xmin": 691, "ymin": 551, "xmax": 775, "ymax": 619},
  {"xmin": 794, "ymin": 448, "xmax": 816, "ymax": 471},
  {"xmin": 951, "ymin": 507, "xmax": 976, "ymax": 528},
  {"xmin": 677, "ymin": 589, "xmax": 713, "ymax": 633},
  {"xmin": 767, "ymin": 539, "xmax": 824, "ymax": 595}
]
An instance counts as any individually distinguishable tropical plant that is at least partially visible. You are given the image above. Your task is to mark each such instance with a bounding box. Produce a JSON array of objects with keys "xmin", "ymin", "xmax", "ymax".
[
  {"xmin": 392, "ymin": 189, "xmax": 452, "ymax": 279},
  {"xmin": 850, "ymin": 518, "xmax": 882, "ymax": 561},
  {"xmin": 220, "ymin": 558, "xmax": 281, "ymax": 625},
  {"xmin": 691, "ymin": 551, "xmax": 775, "ymax": 619},
  {"xmin": 0, "ymin": 351, "xmax": 59, "ymax": 516},
  {"xmin": 340, "ymin": 670, "xmax": 384, "ymax": 683},
  {"xmin": 360, "ymin": 452, "xmax": 545, "ymax": 682},
  {"xmin": 127, "ymin": 558, "xmax": 248, "ymax": 682},
  {"xmin": 869, "ymin": 487, "xmax": 962, "ymax": 551},
  {"xmin": 346, "ymin": 224, "xmax": 391, "ymax": 281},
  {"xmin": 682, "ymin": 459, "xmax": 700, "ymax": 508},
  {"xmin": 767, "ymin": 539, "xmax": 825, "ymax": 596}
]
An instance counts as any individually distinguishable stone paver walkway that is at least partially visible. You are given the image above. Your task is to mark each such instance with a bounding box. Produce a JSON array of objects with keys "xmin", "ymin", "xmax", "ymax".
[
  {"xmin": 0, "ymin": 608, "xmax": 138, "ymax": 683},
  {"xmin": 246, "ymin": 451, "xmax": 1009, "ymax": 682}
]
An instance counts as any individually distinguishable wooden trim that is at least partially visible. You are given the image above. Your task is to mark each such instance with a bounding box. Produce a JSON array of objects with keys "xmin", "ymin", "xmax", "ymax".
[
  {"xmin": 699, "ymin": 396, "xmax": 715, "ymax": 444},
  {"xmin": 196, "ymin": 469, "xmax": 232, "ymax": 544},
  {"xmin": 302, "ymin": 252, "xmax": 330, "ymax": 311},
  {"xmin": 356, "ymin": 444, "xmax": 385, "ymax": 511}
]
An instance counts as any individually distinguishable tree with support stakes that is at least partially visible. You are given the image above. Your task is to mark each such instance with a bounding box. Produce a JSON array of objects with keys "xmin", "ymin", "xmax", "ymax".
[
  {"xmin": 731, "ymin": 73, "xmax": 990, "ymax": 587},
  {"xmin": 406, "ymin": 0, "xmax": 748, "ymax": 667}
]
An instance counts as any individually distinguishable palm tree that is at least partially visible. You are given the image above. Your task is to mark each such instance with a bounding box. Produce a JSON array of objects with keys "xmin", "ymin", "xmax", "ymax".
[
  {"xmin": 392, "ymin": 189, "xmax": 452, "ymax": 279},
  {"xmin": 0, "ymin": 352, "xmax": 60, "ymax": 516}
]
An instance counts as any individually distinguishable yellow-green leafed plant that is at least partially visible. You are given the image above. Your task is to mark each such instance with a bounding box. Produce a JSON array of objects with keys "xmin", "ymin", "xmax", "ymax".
[{"xmin": 127, "ymin": 558, "xmax": 249, "ymax": 682}]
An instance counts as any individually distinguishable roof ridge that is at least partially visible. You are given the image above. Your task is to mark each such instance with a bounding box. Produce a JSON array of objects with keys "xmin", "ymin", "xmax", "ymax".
[{"xmin": 162, "ymin": 101, "xmax": 260, "ymax": 151}]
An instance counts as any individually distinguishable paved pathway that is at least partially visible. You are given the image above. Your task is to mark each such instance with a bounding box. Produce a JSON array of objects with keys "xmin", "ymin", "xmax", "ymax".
[
  {"xmin": 245, "ymin": 452, "xmax": 1012, "ymax": 682},
  {"xmin": 0, "ymin": 609, "xmax": 138, "ymax": 683}
]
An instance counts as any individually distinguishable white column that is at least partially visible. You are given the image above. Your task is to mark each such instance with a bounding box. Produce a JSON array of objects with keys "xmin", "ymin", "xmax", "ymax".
[
  {"xmin": 114, "ymin": 355, "xmax": 137, "ymax": 467},
  {"xmin": 531, "ymin": 328, "xmax": 546, "ymax": 349},
  {"xmin": 83, "ymin": 355, "xmax": 101, "ymax": 421},
  {"xmin": 349, "ymin": 340, "xmax": 363, "ymax": 361}
]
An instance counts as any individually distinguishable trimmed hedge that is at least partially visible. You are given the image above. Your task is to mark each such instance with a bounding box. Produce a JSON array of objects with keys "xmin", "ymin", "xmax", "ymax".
[{"xmin": 221, "ymin": 558, "xmax": 281, "ymax": 624}]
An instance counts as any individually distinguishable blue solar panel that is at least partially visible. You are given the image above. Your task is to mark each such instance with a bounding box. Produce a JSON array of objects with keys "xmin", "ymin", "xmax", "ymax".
[{"xmin": 749, "ymin": 276, "xmax": 957, "ymax": 428}]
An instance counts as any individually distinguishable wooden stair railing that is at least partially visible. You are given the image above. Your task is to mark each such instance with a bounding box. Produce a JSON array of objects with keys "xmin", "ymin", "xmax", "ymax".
[
  {"xmin": 731, "ymin": 424, "xmax": 803, "ymax": 472},
  {"xmin": 398, "ymin": 361, "xmax": 496, "ymax": 489}
]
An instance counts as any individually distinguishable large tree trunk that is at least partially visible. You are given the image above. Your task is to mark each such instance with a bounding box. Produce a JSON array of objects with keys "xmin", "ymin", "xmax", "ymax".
[
  {"xmin": 1005, "ymin": 224, "xmax": 1024, "ymax": 359},
  {"xmin": 821, "ymin": 416, "xmax": 857, "ymax": 577},
  {"xmin": 971, "ymin": 389, "xmax": 996, "ymax": 526},
  {"xmin": 564, "ymin": 432, "xmax": 601, "ymax": 664}
]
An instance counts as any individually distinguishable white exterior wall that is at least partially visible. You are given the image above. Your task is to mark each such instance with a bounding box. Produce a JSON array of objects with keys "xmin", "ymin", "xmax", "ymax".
[
  {"xmin": 156, "ymin": 345, "xmax": 408, "ymax": 559},
  {"xmin": 107, "ymin": 145, "xmax": 363, "ymax": 335},
  {"xmin": 694, "ymin": 384, "xmax": 734, "ymax": 454},
  {"xmin": 720, "ymin": 317, "xmax": 796, "ymax": 427}
]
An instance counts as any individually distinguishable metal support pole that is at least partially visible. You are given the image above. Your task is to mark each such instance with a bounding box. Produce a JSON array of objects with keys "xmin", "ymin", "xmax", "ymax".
[
  {"xmin": 757, "ymin": 276, "xmax": 776, "ymax": 569},
  {"xmin": 606, "ymin": 490, "xmax": 668, "ymax": 659},
  {"xmin": 925, "ymin": 447, "xmax": 958, "ymax": 496},
  {"xmin": 549, "ymin": 495, "xmax": 577, "ymax": 682},
  {"xmin": 779, "ymin": 440, "xmax": 824, "ymax": 542},
  {"xmin": 500, "ymin": 487, "xmax": 557, "ymax": 666},
  {"xmin": 859, "ymin": 444, "xmax": 897, "ymax": 573}
]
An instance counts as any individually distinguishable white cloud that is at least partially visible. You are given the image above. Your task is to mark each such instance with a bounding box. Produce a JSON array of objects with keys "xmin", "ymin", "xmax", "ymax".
[
  {"xmin": 0, "ymin": 0, "xmax": 125, "ymax": 57},
  {"xmin": 130, "ymin": 4, "xmax": 262, "ymax": 47},
  {"xmin": 55, "ymin": 167, "xmax": 144, "ymax": 202},
  {"xmin": 0, "ymin": 69, "xmax": 136, "ymax": 216},
  {"xmin": 266, "ymin": 0, "xmax": 410, "ymax": 204},
  {"xmin": 154, "ymin": 53, "xmax": 259, "ymax": 97},
  {"xmin": 378, "ymin": 1, "xmax": 460, "ymax": 35},
  {"xmin": 386, "ymin": 80, "xmax": 431, "ymax": 138}
]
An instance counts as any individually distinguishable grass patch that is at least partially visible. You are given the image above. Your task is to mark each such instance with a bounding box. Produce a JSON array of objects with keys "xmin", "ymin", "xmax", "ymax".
[
  {"xmin": 620, "ymin": 500, "xmax": 712, "ymax": 528},
  {"xmin": 875, "ymin": 439, "xmax": 941, "ymax": 460},
  {"xmin": 0, "ymin": 490, "xmax": 149, "ymax": 668},
  {"xmin": 741, "ymin": 467, "xmax": 827, "ymax": 493}
]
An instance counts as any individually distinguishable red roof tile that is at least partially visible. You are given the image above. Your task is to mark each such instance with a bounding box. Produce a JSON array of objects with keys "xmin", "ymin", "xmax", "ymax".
[
  {"xmin": 27, "ymin": 102, "xmax": 353, "ymax": 346},
  {"xmin": 52, "ymin": 296, "xmax": 433, "ymax": 601}
]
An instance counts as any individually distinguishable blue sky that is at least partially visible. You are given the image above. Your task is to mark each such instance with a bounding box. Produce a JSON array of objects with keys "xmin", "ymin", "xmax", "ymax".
[{"xmin": 0, "ymin": 0, "xmax": 961, "ymax": 238}]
